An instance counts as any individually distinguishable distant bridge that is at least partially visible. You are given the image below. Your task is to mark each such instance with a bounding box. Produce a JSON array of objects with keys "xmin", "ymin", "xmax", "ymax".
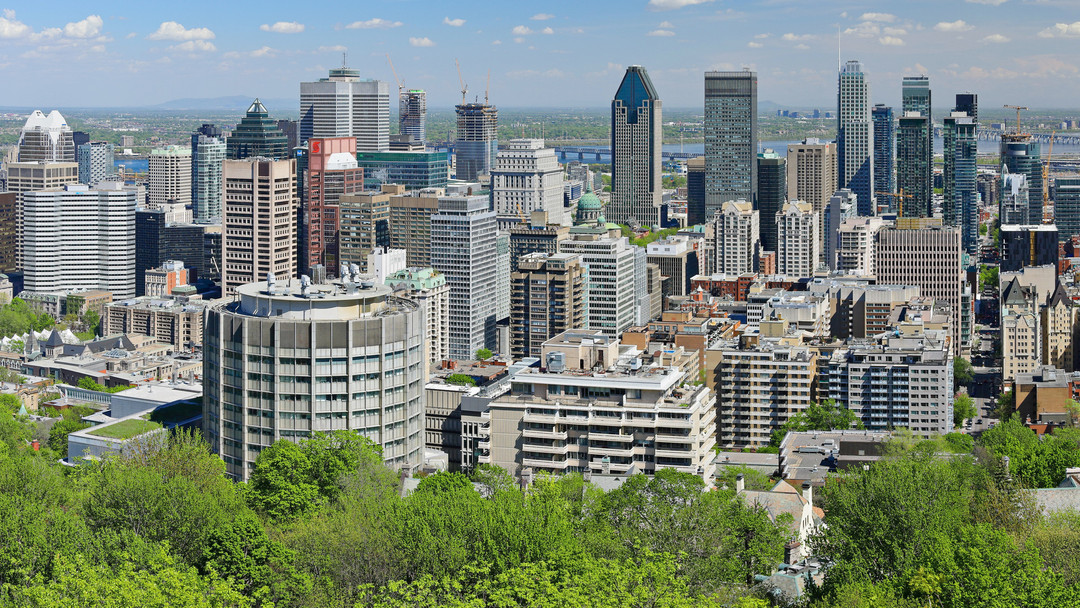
[{"xmin": 553, "ymin": 146, "xmax": 698, "ymax": 163}]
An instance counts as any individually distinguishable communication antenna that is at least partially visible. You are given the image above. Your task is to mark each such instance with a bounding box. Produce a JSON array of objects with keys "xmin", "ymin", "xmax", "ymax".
[{"xmin": 342, "ymin": 51, "xmax": 347, "ymax": 69}]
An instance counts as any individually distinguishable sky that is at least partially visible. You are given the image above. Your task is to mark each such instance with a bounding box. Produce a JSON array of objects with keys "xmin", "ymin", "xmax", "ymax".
[{"xmin": 2, "ymin": 0, "xmax": 1080, "ymax": 110}]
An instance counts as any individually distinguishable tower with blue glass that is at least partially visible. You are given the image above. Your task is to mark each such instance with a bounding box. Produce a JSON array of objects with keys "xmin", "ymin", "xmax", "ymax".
[
  {"xmin": 609, "ymin": 65, "xmax": 662, "ymax": 228},
  {"xmin": 871, "ymin": 104, "xmax": 894, "ymax": 213}
]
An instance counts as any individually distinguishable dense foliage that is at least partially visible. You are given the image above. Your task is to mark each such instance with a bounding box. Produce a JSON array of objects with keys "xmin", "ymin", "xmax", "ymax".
[{"xmin": 768, "ymin": 399, "xmax": 863, "ymax": 448}]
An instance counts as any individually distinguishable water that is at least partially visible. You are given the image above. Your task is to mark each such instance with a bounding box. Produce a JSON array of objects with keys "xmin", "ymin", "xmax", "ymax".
[
  {"xmin": 114, "ymin": 158, "xmax": 148, "ymax": 173},
  {"xmin": 666, "ymin": 138, "xmax": 1080, "ymax": 156}
]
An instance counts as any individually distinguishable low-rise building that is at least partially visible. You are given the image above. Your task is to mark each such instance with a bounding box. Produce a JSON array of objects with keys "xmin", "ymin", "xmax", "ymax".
[{"xmin": 102, "ymin": 293, "xmax": 208, "ymax": 351}]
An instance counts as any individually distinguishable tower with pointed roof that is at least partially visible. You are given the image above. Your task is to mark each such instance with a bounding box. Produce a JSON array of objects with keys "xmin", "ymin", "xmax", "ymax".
[
  {"xmin": 226, "ymin": 99, "xmax": 289, "ymax": 161},
  {"xmin": 18, "ymin": 110, "xmax": 74, "ymax": 163},
  {"xmin": 608, "ymin": 66, "xmax": 662, "ymax": 228}
]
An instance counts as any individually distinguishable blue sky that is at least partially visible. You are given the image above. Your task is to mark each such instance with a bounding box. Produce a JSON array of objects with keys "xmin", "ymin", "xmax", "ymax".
[{"xmin": 2, "ymin": 0, "xmax": 1080, "ymax": 109}]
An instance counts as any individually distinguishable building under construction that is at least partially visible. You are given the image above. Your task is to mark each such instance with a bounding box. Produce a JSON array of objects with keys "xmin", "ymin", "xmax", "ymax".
[
  {"xmin": 454, "ymin": 103, "xmax": 498, "ymax": 181},
  {"xmin": 399, "ymin": 90, "xmax": 427, "ymax": 144}
]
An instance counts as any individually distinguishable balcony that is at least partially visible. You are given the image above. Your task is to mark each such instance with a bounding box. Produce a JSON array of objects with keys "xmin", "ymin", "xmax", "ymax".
[
  {"xmin": 522, "ymin": 443, "xmax": 568, "ymax": 455},
  {"xmin": 588, "ymin": 431, "xmax": 634, "ymax": 443},
  {"xmin": 522, "ymin": 412, "xmax": 558, "ymax": 425},
  {"xmin": 477, "ymin": 440, "xmax": 491, "ymax": 450},
  {"xmin": 588, "ymin": 445, "xmax": 634, "ymax": 458},
  {"xmin": 523, "ymin": 458, "xmax": 568, "ymax": 470}
]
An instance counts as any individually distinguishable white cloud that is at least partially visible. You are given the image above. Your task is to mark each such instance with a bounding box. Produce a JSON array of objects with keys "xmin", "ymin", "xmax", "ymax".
[
  {"xmin": 747, "ymin": 41, "xmax": 763, "ymax": 48},
  {"xmin": 492, "ymin": 39, "xmax": 502, "ymax": 45},
  {"xmin": 260, "ymin": 21, "xmax": 304, "ymax": 34},
  {"xmin": 64, "ymin": 15, "xmax": 103, "ymax": 38},
  {"xmin": 859, "ymin": 12, "xmax": 896, "ymax": 22},
  {"xmin": 658, "ymin": 21, "xmax": 675, "ymax": 28},
  {"xmin": 125, "ymin": 32, "xmax": 136, "ymax": 39},
  {"xmin": 782, "ymin": 32, "xmax": 814, "ymax": 41},
  {"xmin": 148, "ymin": 21, "xmax": 215, "ymax": 41},
  {"xmin": 934, "ymin": 20, "xmax": 973, "ymax": 32},
  {"xmin": 648, "ymin": 29, "xmax": 676, "ymax": 36},
  {"xmin": 443, "ymin": 17, "xmax": 465, "ymax": 27},
  {"xmin": 317, "ymin": 45, "xmax": 347, "ymax": 52},
  {"xmin": 647, "ymin": 0, "xmax": 714, "ymax": 10},
  {"xmin": 754, "ymin": 33, "xmax": 769, "ymax": 39},
  {"xmin": 409, "ymin": 36, "xmax": 435, "ymax": 47},
  {"xmin": 345, "ymin": 18, "xmax": 402, "ymax": 30},
  {"xmin": 171, "ymin": 39, "xmax": 216, "ymax": 52},
  {"xmin": 513, "ymin": 37, "xmax": 525, "ymax": 43},
  {"xmin": 844, "ymin": 22, "xmax": 880, "ymax": 38},
  {"xmin": 512, "ymin": 25, "xmax": 533, "ymax": 35},
  {"xmin": 542, "ymin": 27, "xmax": 554, "ymax": 34},
  {"xmin": 1039, "ymin": 22, "xmax": 1080, "ymax": 37},
  {"xmin": 0, "ymin": 9, "xmax": 29, "ymax": 39},
  {"xmin": 531, "ymin": 13, "xmax": 555, "ymax": 20},
  {"xmin": 982, "ymin": 33, "xmax": 1010, "ymax": 43},
  {"xmin": 879, "ymin": 36, "xmax": 905, "ymax": 46},
  {"xmin": 883, "ymin": 27, "xmax": 907, "ymax": 36},
  {"xmin": 225, "ymin": 46, "xmax": 276, "ymax": 58},
  {"xmin": 795, "ymin": 43, "xmax": 810, "ymax": 50},
  {"xmin": 967, "ymin": 0, "xmax": 1007, "ymax": 4}
]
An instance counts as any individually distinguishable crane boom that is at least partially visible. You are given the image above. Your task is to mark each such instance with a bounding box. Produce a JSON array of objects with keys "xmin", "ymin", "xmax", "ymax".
[
  {"xmin": 1003, "ymin": 104, "xmax": 1029, "ymax": 135},
  {"xmin": 386, "ymin": 53, "xmax": 403, "ymax": 93},
  {"xmin": 455, "ymin": 59, "xmax": 467, "ymax": 105}
]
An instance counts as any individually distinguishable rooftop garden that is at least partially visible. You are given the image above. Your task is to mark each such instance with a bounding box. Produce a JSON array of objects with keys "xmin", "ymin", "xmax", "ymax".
[{"xmin": 87, "ymin": 419, "xmax": 161, "ymax": 440}]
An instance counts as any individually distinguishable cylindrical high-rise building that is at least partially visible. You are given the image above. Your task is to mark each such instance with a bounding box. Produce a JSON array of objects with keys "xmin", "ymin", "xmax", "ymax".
[{"xmin": 204, "ymin": 276, "xmax": 427, "ymax": 480}]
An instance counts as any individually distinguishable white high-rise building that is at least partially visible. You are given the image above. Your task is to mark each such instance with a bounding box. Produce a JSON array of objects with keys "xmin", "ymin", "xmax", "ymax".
[
  {"xmin": 300, "ymin": 67, "xmax": 390, "ymax": 152},
  {"xmin": 837, "ymin": 61, "xmax": 874, "ymax": 214},
  {"xmin": 776, "ymin": 201, "xmax": 820, "ymax": 277},
  {"xmin": 711, "ymin": 199, "xmax": 759, "ymax": 274},
  {"xmin": 18, "ymin": 110, "xmax": 74, "ymax": 163},
  {"xmin": 22, "ymin": 184, "xmax": 135, "ymax": 298},
  {"xmin": 559, "ymin": 226, "xmax": 638, "ymax": 337},
  {"xmin": 836, "ymin": 217, "xmax": 886, "ymax": 276},
  {"xmin": 77, "ymin": 142, "xmax": 114, "ymax": 186},
  {"xmin": 491, "ymin": 139, "xmax": 567, "ymax": 228},
  {"xmin": 148, "ymin": 146, "xmax": 192, "ymax": 210},
  {"xmin": 431, "ymin": 196, "xmax": 498, "ymax": 360},
  {"xmin": 608, "ymin": 66, "xmax": 663, "ymax": 227},
  {"xmin": 192, "ymin": 135, "xmax": 225, "ymax": 224},
  {"xmin": 824, "ymin": 189, "xmax": 857, "ymax": 269}
]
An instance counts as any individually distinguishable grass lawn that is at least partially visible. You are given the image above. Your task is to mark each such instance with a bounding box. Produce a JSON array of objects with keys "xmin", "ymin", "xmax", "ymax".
[{"xmin": 88, "ymin": 419, "xmax": 161, "ymax": 440}]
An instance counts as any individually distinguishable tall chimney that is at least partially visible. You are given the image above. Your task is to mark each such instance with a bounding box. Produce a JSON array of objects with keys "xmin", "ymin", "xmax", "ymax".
[
  {"xmin": 784, "ymin": 540, "xmax": 801, "ymax": 565},
  {"xmin": 735, "ymin": 473, "xmax": 745, "ymax": 493},
  {"xmin": 802, "ymin": 481, "xmax": 813, "ymax": 506}
]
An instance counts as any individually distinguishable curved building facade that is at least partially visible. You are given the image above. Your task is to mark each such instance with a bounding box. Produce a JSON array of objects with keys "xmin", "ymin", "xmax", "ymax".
[{"xmin": 204, "ymin": 276, "xmax": 426, "ymax": 480}]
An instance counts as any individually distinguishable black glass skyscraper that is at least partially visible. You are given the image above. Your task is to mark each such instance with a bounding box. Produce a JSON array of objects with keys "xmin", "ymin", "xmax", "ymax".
[
  {"xmin": 757, "ymin": 151, "xmax": 786, "ymax": 252},
  {"xmin": 871, "ymin": 105, "xmax": 894, "ymax": 213},
  {"xmin": 704, "ymin": 70, "xmax": 757, "ymax": 218},
  {"xmin": 609, "ymin": 65, "xmax": 662, "ymax": 227},
  {"xmin": 226, "ymin": 99, "xmax": 289, "ymax": 161}
]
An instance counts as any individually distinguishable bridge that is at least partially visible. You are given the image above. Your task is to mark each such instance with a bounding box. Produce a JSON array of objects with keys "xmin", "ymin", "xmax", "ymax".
[{"xmin": 553, "ymin": 146, "xmax": 699, "ymax": 163}]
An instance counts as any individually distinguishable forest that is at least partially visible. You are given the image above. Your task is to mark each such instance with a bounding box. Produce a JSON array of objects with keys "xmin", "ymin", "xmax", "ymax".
[{"xmin": 1, "ymin": 407, "xmax": 1079, "ymax": 608}]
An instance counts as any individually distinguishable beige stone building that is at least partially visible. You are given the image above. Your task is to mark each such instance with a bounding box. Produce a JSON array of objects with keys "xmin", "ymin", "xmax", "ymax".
[
  {"xmin": 222, "ymin": 158, "xmax": 297, "ymax": 295},
  {"xmin": 786, "ymin": 139, "xmax": 836, "ymax": 228}
]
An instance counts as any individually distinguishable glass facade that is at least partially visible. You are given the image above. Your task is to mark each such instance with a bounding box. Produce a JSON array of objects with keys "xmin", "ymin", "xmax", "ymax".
[
  {"xmin": 226, "ymin": 99, "xmax": 289, "ymax": 161},
  {"xmin": 355, "ymin": 151, "xmax": 449, "ymax": 190},
  {"xmin": 943, "ymin": 114, "xmax": 978, "ymax": 253},
  {"xmin": 837, "ymin": 61, "xmax": 874, "ymax": 214},
  {"xmin": 704, "ymin": 71, "xmax": 757, "ymax": 218},
  {"xmin": 1001, "ymin": 139, "xmax": 1043, "ymax": 222},
  {"xmin": 871, "ymin": 105, "xmax": 894, "ymax": 213},
  {"xmin": 1056, "ymin": 178, "xmax": 1080, "ymax": 244},
  {"xmin": 756, "ymin": 151, "xmax": 785, "ymax": 253},
  {"xmin": 897, "ymin": 114, "xmax": 931, "ymax": 218}
]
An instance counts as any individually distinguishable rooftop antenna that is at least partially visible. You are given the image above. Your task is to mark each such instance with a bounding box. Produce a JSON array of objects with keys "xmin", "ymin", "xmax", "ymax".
[
  {"xmin": 342, "ymin": 51, "xmax": 347, "ymax": 69},
  {"xmin": 837, "ymin": 24, "xmax": 841, "ymax": 72}
]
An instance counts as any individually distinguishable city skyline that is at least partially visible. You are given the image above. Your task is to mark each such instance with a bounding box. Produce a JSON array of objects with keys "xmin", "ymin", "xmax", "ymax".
[{"xmin": 2, "ymin": 1, "xmax": 1080, "ymax": 109}]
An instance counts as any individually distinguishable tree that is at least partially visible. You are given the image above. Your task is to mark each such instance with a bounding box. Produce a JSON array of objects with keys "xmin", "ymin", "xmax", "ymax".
[
  {"xmin": 994, "ymin": 389, "xmax": 1015, "ymax": 420},
  {"xmin": 979, "ymin": 265, "xmax": 999, "ymax": 292},
  {"xmin": 769, "ymin": 399, "xmax": 863, "ymax": 447},
  {"xmin": 953, "ymin": 357, "xmax": 974, "ymax": 391},
  {"xmin": 246, "ymin": 440, "xmax": 321, "ymax": 521},
  {"xmin": 444, "ymin": 374, "xmax": 476, "ymax": 387},
  {"xmin": 84, "ymin": 309, "xmax": 101, "ymax": 335},
  {"xmin": 716, "ymin": 465, "xmax": 774, "ymax": 492},
  {"xmin": 474, "ymin": 348, "xmax": 492, "ymax": 362},
  {"xmin": 953, "ymin": 393, "xmax": 976, "ymax": 428}
]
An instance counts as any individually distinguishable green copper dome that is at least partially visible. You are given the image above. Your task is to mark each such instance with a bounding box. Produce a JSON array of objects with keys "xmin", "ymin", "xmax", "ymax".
[{"xmin": 577, "ymin": 181, "xmax": 602, "ymax": 211}]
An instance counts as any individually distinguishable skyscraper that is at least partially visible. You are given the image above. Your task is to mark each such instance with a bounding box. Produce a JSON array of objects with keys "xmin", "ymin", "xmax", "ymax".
[
  {"xmin": 711, "ymin": 199, "xmax": 760, "ymax": 274},
  {"xmin": 871, "ymin": 104, "xmax": 894, "ymax": 213},
  {"xmin": 431, "ymin": 196, "xmax": 498, "ymax": 359},
  {"xmin": 955, "ymin": 93, "xmax": 978, "ymax": 123},
  {"xmin": 221, "ymin": 158, "xmax": 298, "ymax": 295},
  {"xmin": 897, "ymin": 112, "xmax": 931, "ymax": 217},
  {"xmin": 510, "ymin": 252, "xmax": 587, "ymax": 360},
  {"xmin": 300, "ymin": 66, "xmax": 390, "ymax": 152},
  {"xmin": 148, "ymin": 146, "xmax": 192, "ymax": 210},
  {"xmin": 686, "ymin": 156, "xmax": 706, "ymax": 226},
  {"xmin": 5, "ymin": 162, "xmax": 78, "ymax": 270},
  {"xmin": 23, "ymin": 184, "xmax": 136, "ymax": 298},
  {"xmin": 491, "ymin": 139, "xmax": 566, "ymax": 228},
  {"xmin": 1055, "ymin": 178, "xmax": 1080, "ymax": 244},
  {"xmin": 609, "ymin": 65, "xmax": 663, "ymax": 227},
  {"xmin": 704, "ymin": 70, "xmax": 757, "ymax": 218},
  {"xmin": 399, "ymin": 89, "xmax": 427, "ymax": 144},
  {"xmin": 454, "ymin": 103, "xmax": 498, "ymax": 181},
  {"xmin": 339, "ymin": 191, "xmax": 390, "ymax": 271},
  {"xmin": 776, "ymin": 201, "xmax": 820, "ymax": 277},
  {"xmin": 559, "ymin": 226, "xmax": 638, "ymax": 337},
  {"xmin": 77, "ymin": 141, "xmax": 114, "ymax": 186},
  {"xmin": 302, "ymin": 137, "xmax": 364, "ymax": 274},
  {"xmin": 787, "ymin": 139, "xmax": 837, "ymax": 227},
  {"xmin": 756, "ymin": 150, "xmax": 786, "ymax": 253},
  {"xmin": 943, "ymin": 112, "xmax": 978, "ymax": 253},
  {"xmin": 1002, "ymin": 139, "xmax": 1043, "ymax": 223},
  {"xmin": 226, "ymin": 99, "xmax": 289, "ymax": 161},
  {"xmin": 192, "ymin": 135, "xmax": 225, "ymax": 224},
  {"xmin": 18, "ymin": 110, "xmax": 74, "ymax": 163},
  {"xmin": 837, "ymin": 61, "xmax": 874, "ymax": 214}
]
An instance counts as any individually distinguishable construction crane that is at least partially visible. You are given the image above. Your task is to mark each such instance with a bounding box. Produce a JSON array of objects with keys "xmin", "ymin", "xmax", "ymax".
[
  {"xmin": 1003, "ymin": 104, "xmax": 1029, "ymax": 136},
  {"xmin": 1044, "ymin": 130, "xmax": 1056, "ymax": 223},
  {"xmin": 386, "ymin": 53, "xmax": 404, "ymax": 97},
  {"xmin": 455, "ymin": 59, "xmax": 468, "ymax": 105},
  {"xmin": 876, "ymin": 189, "xmax": 913, "ymax": 218},
  {"xmin": 485, "ymin": 69, "xmax": 491, "ymax": 105}
]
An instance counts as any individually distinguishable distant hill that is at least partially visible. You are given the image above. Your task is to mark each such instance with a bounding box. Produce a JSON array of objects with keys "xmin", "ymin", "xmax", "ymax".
[{"xmin": 149, "ymin": 96, "xmax": 296, "ymax": 112}]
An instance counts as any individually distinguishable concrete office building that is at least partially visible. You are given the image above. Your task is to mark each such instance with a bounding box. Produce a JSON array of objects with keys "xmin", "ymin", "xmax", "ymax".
[
  {"xmin": 191, "ymin": 133, "xmax": 226, "ymax": 224},
  {"xmin": 559, "ymin": 225, "xmax": 638, "ymax": 337},
  {"xmin": 824, "ymin": 189, "xmax": 857, "ymax": 270},
  {"xmin": 837, "ymin": 61, "xmax": 874, "ymax": 214},
  {"xmin": 942, "ymin": 112, "xmax": 978, "ymax": 253},
  {"xmin": 876, "ymin": 220, "xmax": 965, "ymax": 350},
  {"xmin": 1055, "ymin": 178, "xmax": 1080, "ymax": 244},
  {"xmin": 385, "ymin": 267, "xmax": 449, "ymax": 364},
  {"xmin": 485, "ymin": 330, "xmax": 717, "ymax": 478},
  {"xmin": 338, "ymin": 191, "xmax": 390, "ymax": 272},
  {"xmin": 609, "ymin": 66, "xmax": 663, "ymax": 227},
  {"xmin": 491, "ymin": 139, "xmax": 567, "ymax": 228},
  {"xmin": 300, "ymin": 66, "xmax": 390, "ymax": 152},
  {"xmin": 354, "ymin": 151, "xmax": 449, "ymax": 190},
  {"xmin": 647, "ymin": 236, "xmax": 700, "ymax": 298},
  {"xmin": 836, "ymin": 216, "xmax": 887, "ymax": 276},
  {"xmin": 302, "ymin": 138, "xmax": 365, "ymax": 274},
  {"xmin": 399, "ymin": 89, "xmax": 427, "ymax": 144},
  {"xmin": 387, "ymin": 189, "xmax": 438, "ymax": 267},
  {"xmin": 825, "ymin": 331, "xmax": 953, "ymax": 436},
  {"xmin": 454, "ymin": 103, "xmax": 498, "ymax": 181},
  {"xmin": 431, "ymin": 196, "xmax": 498, "ymax": 359},
  {"xmin": 23, "ymin": 184, "xmax": 136, "ymax": 298},
  {"xmin": 871, "ymin": 104, "xmax": 895, "ymax": 213},
  {"xmin": 711, "ymin": 199, "xmax": 759, "ymax": 274},
  {"xmin": 6, "ymin": 161, "xmax": 79, "ymax": 269},
  {"xmin": 787, "ymin": 139, "xmax": 837, "ymax": 230},
  {"xmin": 18, "ymin": 110, "xmax": 74, "ymax": 163},
  {"xmin": 148, "ymin": 146, "xmax": 192, "ymax": 211},
  {"xmin": 497, "ymin": 232, "xmax": 511, "ymax": 325},
  {"xmin": 704, "ymin": 70, "xmax": 757, "ymax": 218},
  {"xmin": 896, "ymin": 112, "xmax": 931, "ymax": 218},
  {"xmin": 204, "ymin": 277, "xmax": 426, "ymax": 480},
  {"xmin": 1001, "ymin": 224, "xmax": 1059, "ymax": 272},
  {"xmin": 509, "ymin": 252, "xmax": 587, "ymax": 359},
  {"xmin": 776, "ymin": 201, "xmax": 820, "ymax": 277},
  {"xmin": 221, "ymin": 158, "xmax": 298, "ymax": 296},
  {"xmin": 77, "ymin": 141, "xmax": 114, "ymax": 186},
  {"xmin": 757, "ymin": 150, "xmax": 786, "ymax": 253},
  {"xmin": 227, "ymin": 100, "xmax": 289, "ymax": 161},
  {"xmin": 103, "ymin": 294, "xmax": 207, "ymax": 351},
  {"xmin": 1001, "ymin": 173, "xmax": 1031, "ymax": 227}
]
